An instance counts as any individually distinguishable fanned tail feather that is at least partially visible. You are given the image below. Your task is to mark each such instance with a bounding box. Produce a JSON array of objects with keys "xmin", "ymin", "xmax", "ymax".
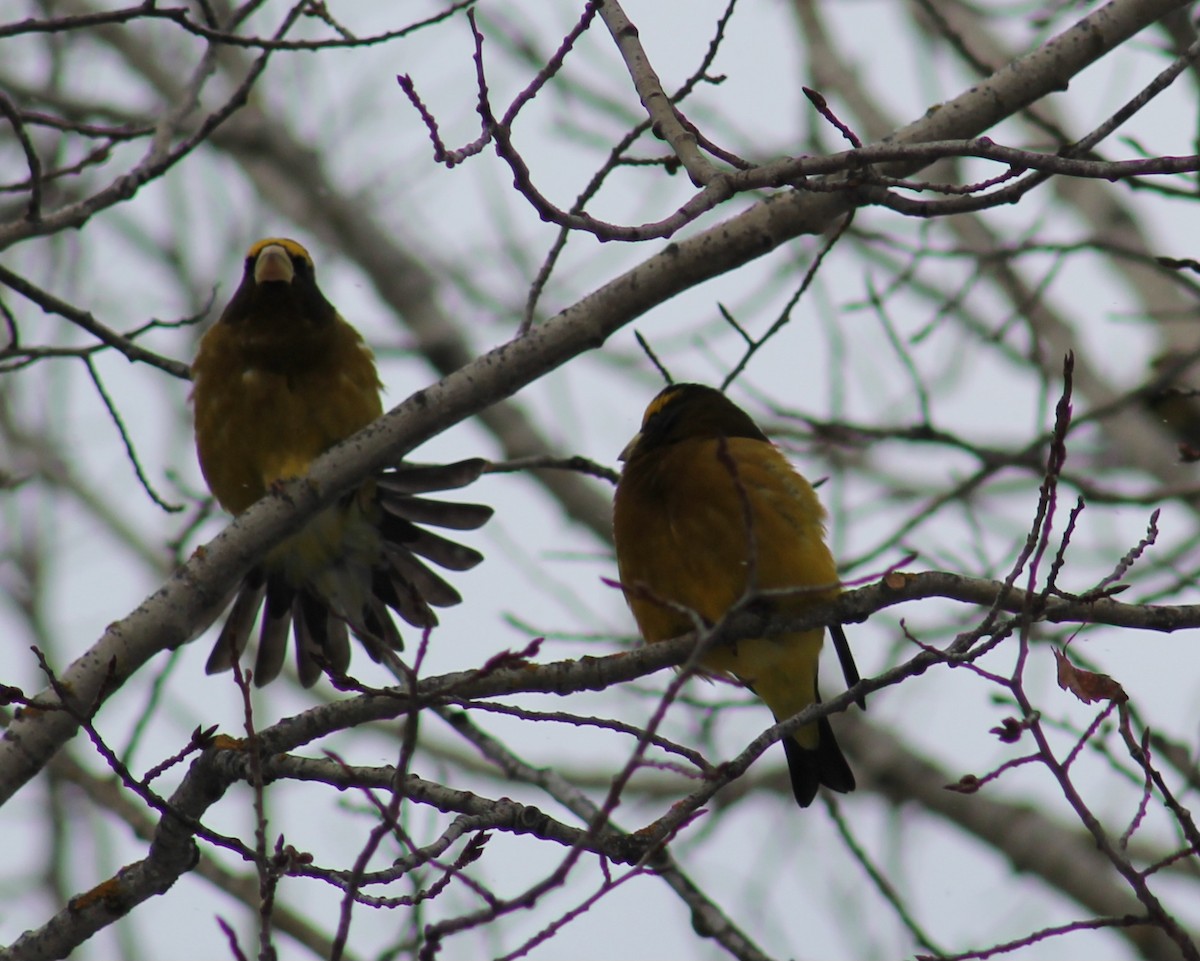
[
  {"xmin": 204, "ymin": 458, "xmax": 492, "ymax": 687},
  {"xmin": 205, "ymin": 568, "xmax": 266, "ymax": 676},
  {"xmin": 371, "ymin": 564, "xmax": 437, "ymax": 629},
  {"xmin": 375, "ymin": 458, "xmax": 490, "ymax": 495},
  {"xmin": 379, "ymin": 513, "xmax": 484, "ymax": 571},
  {"xmin": 294, "ymin": 589, "xmax": 352, "ymax": 687},
  {"xmin": 380, "ymin": 495, "xmax": 493, "ymax": 530},
  {"xmin": 253, "ymin": 574, "xmax": 294, "ymax": 685}
]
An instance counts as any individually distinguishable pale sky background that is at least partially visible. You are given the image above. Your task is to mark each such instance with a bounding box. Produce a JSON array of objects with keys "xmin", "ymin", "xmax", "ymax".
[{"xmin": 3, "ymin": 2, "xmax": 1199, "ymax": 959}]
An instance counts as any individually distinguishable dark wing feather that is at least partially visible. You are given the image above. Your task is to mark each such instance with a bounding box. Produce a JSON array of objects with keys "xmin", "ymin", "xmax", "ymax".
[
  {"xmin": 292, "ymin": 592, "xmax": 324, "ymax": 688},
  {"xmin": 295, "ymin": 589, "xmax": 355, "ymax": 686},
  {"xmin": 205, "ymin": 459, "xmax": 491, "ymax": 687},
  {"xmin": 376, "ymin": 458, "xmax": 488, "ymax": 495},
  {"xmin": 830, "ymin": 624, "xmax": 866, "ymax": 710},
  {"xmin": 325, "ymin": 617, "xmax": 351, "ymax": 675},
  {"xmin": 205, "ymin": 569, "xmax": 265, "ymax": 676},
  {"xmin": 379, "ymin": 511, "xmax": 485, "ymax": 571},
  {"xmin": 380, "ymin": 494, "xmax": 493, "ymax": 530},
  {"xmin": 382, "ymin": 544, "xmax": 464, "ymax": 608},
  {"xmin": 362, "ymin": 596, "xmax": 404, "ymax": 653},
  {"xmin": 253, "ymin": 575, "xmax": 294, "ymax": 686},
  {"xmin": 373, "ymin": 565, "xmax": 438, "ymax": 630}
]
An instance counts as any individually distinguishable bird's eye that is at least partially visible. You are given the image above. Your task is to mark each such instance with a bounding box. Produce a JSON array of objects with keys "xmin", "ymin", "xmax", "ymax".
[
  {"xmin": 644, "ymin": 402, "xmax": 680, "ymax": 438},
  {"xmin": 292, "ymin": 255, "xmax": 310, "ymax": 276}
]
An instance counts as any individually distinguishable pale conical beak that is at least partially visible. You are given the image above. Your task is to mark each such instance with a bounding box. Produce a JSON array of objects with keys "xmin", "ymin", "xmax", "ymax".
[
  {"xmin": 254, "ymin": 244, "xmax": 294, "ymax": 284},
  {"xmin": 618, "ymin": 432, "xmax": 642, "ymax": 462}
]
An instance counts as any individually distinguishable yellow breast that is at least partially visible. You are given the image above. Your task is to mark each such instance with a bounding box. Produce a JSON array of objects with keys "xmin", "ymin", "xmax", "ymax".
[
  {"xmin": 192, "ymin": 315, "xmax": 382, "ymax": 514},
  {"xmin": 613, "ymin": 435, "xmax": 838, "ymax": 651}
]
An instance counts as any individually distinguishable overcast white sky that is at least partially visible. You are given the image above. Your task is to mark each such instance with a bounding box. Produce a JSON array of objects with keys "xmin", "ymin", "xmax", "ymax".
[{"xmin": 4, "ymin": 2, "xmax": 1200, "ymax": 959}]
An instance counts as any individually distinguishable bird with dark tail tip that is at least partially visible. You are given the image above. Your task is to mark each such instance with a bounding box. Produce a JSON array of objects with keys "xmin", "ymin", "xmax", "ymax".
[
  {"xmin": 192, "ymin": 238, "xmax": 492, "ymax": 687},
  {"xmin": 612, "ymin": 382, "xmax": 862, "ymax": 807}
]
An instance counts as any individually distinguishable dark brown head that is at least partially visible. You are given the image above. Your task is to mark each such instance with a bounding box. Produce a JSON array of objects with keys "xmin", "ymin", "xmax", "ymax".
[
  {"xmin": 620, "ymin": 383, "xmax": 768, "ymax": 462},
  {"xmin": 218, "ymin": 237, "xmax": 338, "ymax": 331}
]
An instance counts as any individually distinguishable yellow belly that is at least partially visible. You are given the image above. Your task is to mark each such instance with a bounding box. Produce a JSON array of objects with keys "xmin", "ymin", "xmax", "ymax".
[{"xmin": 192, "ymin": 320, "xmax": 382, "ymax": 514}]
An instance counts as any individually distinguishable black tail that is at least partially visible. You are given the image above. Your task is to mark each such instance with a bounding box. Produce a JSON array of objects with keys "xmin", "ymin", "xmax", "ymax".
[{"xmin": 780, "ymin": 712, "xmax": 855, "ymax": 808}]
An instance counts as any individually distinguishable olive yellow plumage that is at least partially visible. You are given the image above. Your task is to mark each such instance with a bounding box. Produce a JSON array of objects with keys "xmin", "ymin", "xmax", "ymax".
[
  {"xmin": 192, "ymin": 238, "xmax": 492, "ymax": 686},
  {"xmin": 612, "ymin": 383, "xmax": 857, "ymax": 807},
  {"xmin": 194, "ymin": 239, "xmax": 383, "ymax": 514}
]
